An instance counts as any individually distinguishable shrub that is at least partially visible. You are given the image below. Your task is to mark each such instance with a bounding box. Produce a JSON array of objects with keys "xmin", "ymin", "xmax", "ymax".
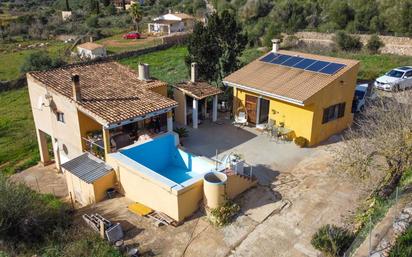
[
  {"xmin": 174, "ymin": 127, "xmax": 189, "ymax": 138},
  {"xmin": 208, "ymin": 201, "xmax": 240, "ymax": 227},
  {"xmin": 20, "ymin": 51, "xmax": 66, "ymax": 73},
  {"xmin": 86, "ymin": 15, "xmax": 99, "ymax": 28},
  {"xmin": 389, "ymin": 224, "xmax": 412, "ymax": 257},
  {"xmin": 294, "ymin": 136, "xmax": 308, "ymax": 147},
  {"xmin": 334, "ymin": 31, "xmax": 362, "ymax": 51},
  {"xmin": 311, "ymin": 224, "xmax": 354, "ymax": 257},
  {"xmin": 367, "ymin": 35, "xmax": 384, "ymax": 54},
  {"xmin": 0, "ymin": 174, "xmax": 70, "ymax": 246}
]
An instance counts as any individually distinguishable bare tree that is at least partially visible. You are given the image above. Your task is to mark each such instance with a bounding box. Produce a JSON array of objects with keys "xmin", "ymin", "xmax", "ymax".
[{"xmin": 336, "ymin": 92, "xmax": 412, "ymax": 198}]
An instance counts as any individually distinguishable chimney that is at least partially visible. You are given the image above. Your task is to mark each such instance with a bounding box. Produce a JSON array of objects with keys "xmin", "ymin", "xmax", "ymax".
[
  {"xmin": 138, "ymin": 63, "xmax": 150, "ymax": 80},
  {"xmin": 272, "ymin": 39, "xmax": 280, "ymax": 53},
  {"xmin": 71, "ymin": 74, "xmax": 81, "ymax": 101},
  {"xmin": 190, "ymin": 62, "xmax": 198, "ymax": 83}
]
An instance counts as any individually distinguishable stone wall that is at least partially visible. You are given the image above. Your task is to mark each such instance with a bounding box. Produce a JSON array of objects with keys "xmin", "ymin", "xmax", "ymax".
[{"xmin": 294, "ymin": 32, "xmax": 412, "ymax": 56}]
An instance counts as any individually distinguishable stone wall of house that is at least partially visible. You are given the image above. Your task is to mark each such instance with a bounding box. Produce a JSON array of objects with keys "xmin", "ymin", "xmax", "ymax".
[{"xmin": 293, "ymin": 32, "xmax": 412, "ymax": 56}]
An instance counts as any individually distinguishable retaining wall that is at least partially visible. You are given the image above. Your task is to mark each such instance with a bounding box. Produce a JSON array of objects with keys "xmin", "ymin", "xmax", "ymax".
[{"xmin": 294, "ymin": 32, "xmax": 412, "ymax": 56}]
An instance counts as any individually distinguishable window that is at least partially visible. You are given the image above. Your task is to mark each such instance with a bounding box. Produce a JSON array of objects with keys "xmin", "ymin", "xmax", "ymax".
[
  {"xmin": 56, "ymin": 112, "xmax": 65, "ymax": 123},
  {"xmin": 404, "ymin": 71, "xmax": 412, "ymax": 78},
  {"xmin": 322, "ymin": 103, "xmax": 346, "ymax": 124}
]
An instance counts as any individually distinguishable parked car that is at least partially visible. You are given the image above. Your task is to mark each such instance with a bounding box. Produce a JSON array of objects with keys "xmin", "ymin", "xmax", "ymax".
[
  {"xmin": 374, "ymin": 66, "xmax": 412, "ymax": 91},
  {"xmin": 352, "ymin": 83, "xmax": 376, "ymax": 112},
  {"xmin": 123, "ymin": 32, "xmax": 141, "ymax": 39}
]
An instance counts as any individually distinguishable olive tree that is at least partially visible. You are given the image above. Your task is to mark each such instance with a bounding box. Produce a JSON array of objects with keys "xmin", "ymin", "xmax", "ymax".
[{"xmin": 336, "ymin": 92, "xmax": 412, "ymax": 197}]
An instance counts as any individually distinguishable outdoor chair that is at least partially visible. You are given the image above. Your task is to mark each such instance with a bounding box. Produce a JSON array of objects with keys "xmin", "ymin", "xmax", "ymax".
[
  {"xmin": 233, "ymin": 112, "xmax": 248, "ymax": 127},
  {"xmin": 270, "ymin": 127, "xmax": 280, "ymax": 142},
  {"xmin": 262, "ymin": 119, "xmax": 275, "ymax": 136}
]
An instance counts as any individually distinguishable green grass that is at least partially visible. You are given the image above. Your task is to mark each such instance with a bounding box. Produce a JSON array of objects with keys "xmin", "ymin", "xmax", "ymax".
[
  {"xmin": 0, "ymin": 87, "xmax": 38, "ymax": 175},
  {"xmin": 119, "ymin": 45, "xmax": 264, "ymax": 85},
  {"xmin": 119, "ymin": 45, "xmax": 189, "ymax": 84},
  {"xmin": 333, "ymin": 52, "xmax": 412, "ymax": 81},
  {"xmin": 0, "ymin": 41, "xmax": 66, "ymax": 81},
  {"xmin": 389, "ymin": 224, "xmax": 412, "ymax": 257},
  {"xmin": 292, "ymin": 47, "xmax": 412, "ymax": 81}
]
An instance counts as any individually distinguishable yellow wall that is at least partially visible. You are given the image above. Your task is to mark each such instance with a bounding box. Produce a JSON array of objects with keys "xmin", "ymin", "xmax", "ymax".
[
  {"xmin": 232, "ymin": 64, "xmax": 359, "ymax": 145},
  {"xmin": 307, "ymin": 65, "xmax": 359, "ymax": 144},
  {"xmin": 93, "ymin": 171, "xmax": 116, "ymax": 203},
  {"xmin": 27, "ymin": 75, "xmax": 84, "ymax": 167},
  {"xmin": 65, "ymin": 170, "xmax": 95, "ymax": 205},
  {"xmin": 77, "ymin": 110, "xmax": 102, "ymax": 150},
  {"xmin": 65, "ymin": 168, "xmax": 115, "ymax": 205},
  {"xmin": 234, "ymin": 89, "xmax": 315, "ymax": 142},
  {"xmin": 173, "ymin": 88, "xmax": 187, "ymax": 125},
  {"xmin": 106, "ymin": 154, "xmax": 203, "ymax": 222},
  {"xmin": 226, "ymin": 175, "xmax": 257, "ymax": 199}
]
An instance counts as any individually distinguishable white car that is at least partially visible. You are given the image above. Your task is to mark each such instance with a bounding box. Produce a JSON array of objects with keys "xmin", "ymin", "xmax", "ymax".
[
  {"xmin": 374, "ymin": 66, "xmax": 412, "ymax": 91},
  {"xmin": 353, "ymin": 83, "xmax": 376, "ymax": 112}
]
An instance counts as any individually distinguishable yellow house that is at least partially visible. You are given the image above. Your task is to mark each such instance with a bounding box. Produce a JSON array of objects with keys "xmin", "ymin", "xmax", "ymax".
[{"xmin": 223, "ymin": 40, "xmax": 360, "ymax": 146}]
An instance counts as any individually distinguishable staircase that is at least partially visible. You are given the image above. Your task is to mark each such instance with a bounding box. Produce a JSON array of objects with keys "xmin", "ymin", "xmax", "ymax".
[{"xmin": 225, "ymin": 170, "xmax": 258, "ymax": 199}]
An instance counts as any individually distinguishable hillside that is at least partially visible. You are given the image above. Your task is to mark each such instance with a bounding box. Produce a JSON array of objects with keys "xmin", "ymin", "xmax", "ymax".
[{"xmin": 212, "ymin": 0, "xmax": 412, "ymax": 47}]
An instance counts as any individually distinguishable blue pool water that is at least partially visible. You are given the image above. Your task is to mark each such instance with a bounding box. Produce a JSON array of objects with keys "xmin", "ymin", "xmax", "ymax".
[{"xmin": 120, "ymin": 134, "xmax": 215, "ymax": 184}]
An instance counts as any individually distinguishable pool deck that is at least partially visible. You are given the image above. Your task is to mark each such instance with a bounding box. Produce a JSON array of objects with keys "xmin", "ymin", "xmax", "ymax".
[{"xmin": 182, "ymin": 117, "xmax": 314, "ymax": 185}]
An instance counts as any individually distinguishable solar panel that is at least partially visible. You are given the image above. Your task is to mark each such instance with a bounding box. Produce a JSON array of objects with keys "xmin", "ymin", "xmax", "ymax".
[
  {"xmin": 259, "ymin": 53, "xmax": 347, "ymax": 75},
  {"xmin": 320, "ymin": 63, "xmax": 346, "ymax": 75},
  {"xmin": 293, "ymin": 58, "xmax": 317, "ymax": 69},
  {"xmin": 260, "ymin": 52, "xmax": 277, "ymax": 62},
  {"xmin": 305, "ymin": 61, "xmax": 330, "ymax": 72},
  {"xmin": 270, "ymin": 54, "xmax": 292, "ymax": 64},
  {"xmin": 282, "ymin": 56, "xmax": 304, "ymax": 67}
]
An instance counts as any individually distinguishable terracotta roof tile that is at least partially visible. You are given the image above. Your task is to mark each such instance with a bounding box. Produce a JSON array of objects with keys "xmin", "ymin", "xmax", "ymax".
[
  {"xmin": 173, "ymin": 81, "xmax": 222, "ymax": 99},
  {"xmin": 28, "ymin": 61, "xmax": 177, "ymax": 126},
  {"xmin": 223, "ymin": 50, "xmax": 359, "ymax": 104}
]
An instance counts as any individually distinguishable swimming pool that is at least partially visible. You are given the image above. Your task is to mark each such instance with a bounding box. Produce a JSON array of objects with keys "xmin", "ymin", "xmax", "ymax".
[{"xmin": 119, "ymin": 133, "xmax": 216, "ymax": 185}]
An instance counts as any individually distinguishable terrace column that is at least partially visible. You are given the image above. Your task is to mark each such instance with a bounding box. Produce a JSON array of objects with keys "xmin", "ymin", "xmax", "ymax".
[
  {"xmin": 52, "ymin": 137, "xmax": 61, "ymax": 172},
  {"xmin": 36, "ymin": 129, "xmax": 50, "ymax": 165},
  {"xmin": 212, "ymin": 95, "xmax": 218, "ymax": 122},
  {"xmin": 167, "ymin": 111, "xmax": 173, "ymax": 132},
  {"xmin": 192, "ymin": 98, "xmax": 198, "ymax": 129},
  {"xmin": 102, "ymin": 127, "xmax": 111, "ymax": 156}
]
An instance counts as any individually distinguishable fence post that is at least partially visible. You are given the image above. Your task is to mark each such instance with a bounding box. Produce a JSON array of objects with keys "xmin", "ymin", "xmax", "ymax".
[{"xmin": 368, "ymin": 215, "xmax": 372, "ymax": 257}]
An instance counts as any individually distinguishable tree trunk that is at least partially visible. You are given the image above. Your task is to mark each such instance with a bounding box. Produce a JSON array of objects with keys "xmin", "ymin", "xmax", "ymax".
[
  {"xmin": 122, "ymin": 0, "xmax": 126, "ymax": 11},
  {"xmin": 376, "ymin": 169, "xmax": 403, "ymax": 198},
  {"xmin": 65, "ymin": 0, "xmax": 70, "ymax": 11}
]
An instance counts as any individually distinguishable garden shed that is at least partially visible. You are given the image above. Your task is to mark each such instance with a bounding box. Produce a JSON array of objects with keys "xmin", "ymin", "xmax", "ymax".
[{"xmin": 62, "ymin": 153, "xmax": 116, "ymax": 206}]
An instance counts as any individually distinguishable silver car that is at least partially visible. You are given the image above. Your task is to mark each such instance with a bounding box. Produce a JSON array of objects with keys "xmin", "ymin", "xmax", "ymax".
[{"xmin": 374, "ymin": 66, "xmax": 412, "ymax": 91}]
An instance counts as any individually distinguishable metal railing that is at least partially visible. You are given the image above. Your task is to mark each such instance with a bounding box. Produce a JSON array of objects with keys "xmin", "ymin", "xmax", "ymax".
[{"xmin": 82, "ymin": 137, "xmax": 105, "ymax": 160}]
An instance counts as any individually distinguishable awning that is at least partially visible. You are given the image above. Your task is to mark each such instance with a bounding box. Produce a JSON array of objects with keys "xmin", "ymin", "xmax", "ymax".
[{"xmin": 61, "ymin": 153, "xmax": 113, "ymax": 184}]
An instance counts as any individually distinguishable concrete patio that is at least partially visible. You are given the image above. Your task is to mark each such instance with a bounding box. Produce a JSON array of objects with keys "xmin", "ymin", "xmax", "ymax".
[
  {"xmin": 75, "ymin": 118, "xmax": 371, "ymax": 257},
  {"xmin": 182, "ymin": 118, "xmax": 315, "ymax": 185}
]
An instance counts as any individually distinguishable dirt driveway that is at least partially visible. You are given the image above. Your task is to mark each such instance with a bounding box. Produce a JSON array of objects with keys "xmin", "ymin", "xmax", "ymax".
[
  {"xmin": 9, "ymin": 163, "xmax": 68, "ymax": 198},
  {"xmin": 78, "ymin": 121, "xmax": 371, "ymax": 257}
]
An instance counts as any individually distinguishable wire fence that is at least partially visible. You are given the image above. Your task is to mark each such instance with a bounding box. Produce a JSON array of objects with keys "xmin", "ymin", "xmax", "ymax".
[{"xmin": 343, "ymin": 186, "xmax": 405, "ymax": 257}]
